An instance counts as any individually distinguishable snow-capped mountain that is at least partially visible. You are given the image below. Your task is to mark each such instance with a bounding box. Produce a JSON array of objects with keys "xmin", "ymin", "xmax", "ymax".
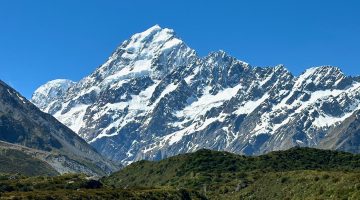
[
  {"xmin": 32, "ymin": 79, "xmax": 75, "ymax": 113},
  {"xmin": 32, "ymin": 25, "xmax": 360, "ymax": 165}
]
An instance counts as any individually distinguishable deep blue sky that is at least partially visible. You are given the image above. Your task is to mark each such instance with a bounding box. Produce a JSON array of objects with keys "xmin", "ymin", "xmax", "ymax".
[{"xmin": 1, "ymin": 0, "xmax": 359, "ymax": 99}]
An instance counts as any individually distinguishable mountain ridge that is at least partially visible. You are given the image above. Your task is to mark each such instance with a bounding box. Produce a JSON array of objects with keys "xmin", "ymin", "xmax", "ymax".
[{"xmin": 31, "ymin": 25, "xmax": 360, "ymax": 165}]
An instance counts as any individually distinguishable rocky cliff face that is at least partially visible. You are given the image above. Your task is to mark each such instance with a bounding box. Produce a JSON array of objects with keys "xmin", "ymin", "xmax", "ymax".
[{"xmin": 32, "ymin": 25, "xmax": 360, "ymax": 165}]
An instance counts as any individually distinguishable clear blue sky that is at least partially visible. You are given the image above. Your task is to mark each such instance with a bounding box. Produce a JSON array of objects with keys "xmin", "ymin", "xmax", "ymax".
[{"xmin": 1, "ymin": 0, "xmax": 359, "ymax": 99}]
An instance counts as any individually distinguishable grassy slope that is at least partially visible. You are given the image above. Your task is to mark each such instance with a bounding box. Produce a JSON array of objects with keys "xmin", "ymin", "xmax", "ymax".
[
  {"xmin": 104, "ymin": 147, "xmax": 360, "ymax": 199},
  {"xmin": 104, "ymin": 147, "xmax": 360, "ymax": 187},
  {"xmin": 0, "ymin": 174, "xmax": 206, "ymax": 200},
  {"xmin": 226, "ymin": 170, "xmax": 360, "ymax": 200},
  {"xmin": 0, "ymin": 148, "xmax": 58, "ymax": 176},
  {"xmin": 0, "ymin": 188, "xmax": 206, "ymax": 200}
]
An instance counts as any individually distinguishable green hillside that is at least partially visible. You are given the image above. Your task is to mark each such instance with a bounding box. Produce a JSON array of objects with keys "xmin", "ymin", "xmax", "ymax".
[
  {"xmin": 103, "ymin": 147, "xmax": 360, "ymax": 199},
  {"xmin": 222, "ymin": 170, "xmax": 360, "ymax": 200}
]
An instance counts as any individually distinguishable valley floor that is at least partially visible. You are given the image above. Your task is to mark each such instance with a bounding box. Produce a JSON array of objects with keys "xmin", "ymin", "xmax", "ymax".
[
  {"xmin": 1, "ymin": 148, "xmax": 360, "ymax": 200},
  {"xmin": 0, "ymin": 170, "xmax": 359, "ymax": 200}
]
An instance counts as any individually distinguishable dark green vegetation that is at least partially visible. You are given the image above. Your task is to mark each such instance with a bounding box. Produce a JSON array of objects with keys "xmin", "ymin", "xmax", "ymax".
[
  {"xmin": 221, "ymin": 170, "xmax": 360, "ymax": 200},
  {"xmin": 0, "ymin": 148, "xmax": 58, "ymax": 176},
  {"xmin": 104, "ymin": 147, "xmax": 360, "ymax": 199},
  {"xmin": 1, "ymin": 147, "xmax": 360, "ymax": 199},
  {"xmin": 0, "ymin": 174, "xmax": 205, "ymax": 200}
]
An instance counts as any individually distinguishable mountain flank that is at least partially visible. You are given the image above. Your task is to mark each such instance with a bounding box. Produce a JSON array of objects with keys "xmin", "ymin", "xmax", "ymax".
[{"xmin": 0, "ymin": 80, "xmax": 118, "ymax": 176}]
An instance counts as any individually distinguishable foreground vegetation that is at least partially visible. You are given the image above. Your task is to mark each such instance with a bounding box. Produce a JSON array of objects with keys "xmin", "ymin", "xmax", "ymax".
[
  {"xmin": 0, "ymin": 188, "xmax": 205, "ymax": 200},
  {"xmin": 104, "ymin": 147, "xmax": 360, "ymax": 199},
  {"xmin": 0, "ymin": 174, "xmax": 206, "ymax": 200},
  {"xmin": 225, "ymin": 170, "xmax": 360, "ymax": 200},
  {"xmin": 1, "ymin": 147, "xmax": 360, "ymax": 199}
]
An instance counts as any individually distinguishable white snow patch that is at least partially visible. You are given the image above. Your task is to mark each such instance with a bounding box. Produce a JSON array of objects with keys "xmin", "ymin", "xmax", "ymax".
[
  {"xmin": 313, "ymin": 112, "xmax": 354, "ymax": 128},
  {"xmin": 54, "ymin": 104, "xmax": 88, "ymax": 133},
  {"xmin": 294, "ymin": 67, "xmax": 318, "ymax": 88},
  {"xmin": 90, "ymin": 82, "xmax": 160, "ymax": 142},
  {"xmin": 195, "ymin": 117, "xmax": 219, "ymax": 131},
  {"xmin": 15, "ymin": 93, "xmax": 26, "ymax": 104},
  {"xmin": 177, "ymin": 84, "xmax": 242, "ymax": 120},
  {"xmin": 259, "ymin": 74, "xmax": 273, "ymax": 87},
  {"xmin": 162, "ymin": 123, "xmax": 196, "ymax": 146},
  {"xmin": 152, "ymin": 83, "xmax": 178, "ymax": 106},
  {"xmin": 234, "ymin": 93, "xmax": 269, "ymax": 115}
]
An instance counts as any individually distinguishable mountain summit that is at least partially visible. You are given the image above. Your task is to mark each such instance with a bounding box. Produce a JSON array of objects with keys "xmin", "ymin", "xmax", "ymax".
[{"xmin": 32, "ymin": 25, "xmax": 360, "ymax": 165}]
